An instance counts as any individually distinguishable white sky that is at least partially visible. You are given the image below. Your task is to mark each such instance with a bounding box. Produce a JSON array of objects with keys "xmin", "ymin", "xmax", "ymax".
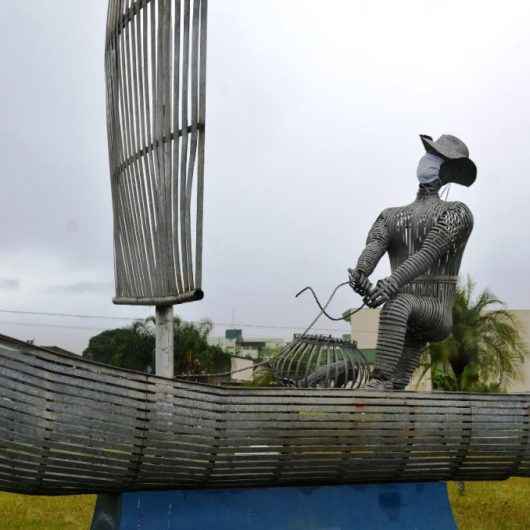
[{"xmin": 1, "ymin": 1, "xmax": 530, "ymax": 353}]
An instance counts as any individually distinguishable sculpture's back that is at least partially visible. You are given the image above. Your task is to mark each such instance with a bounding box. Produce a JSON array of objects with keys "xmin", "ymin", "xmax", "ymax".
[{"xmin": 385, "ymin": 196, "xmax": 474, "ymax": 300}]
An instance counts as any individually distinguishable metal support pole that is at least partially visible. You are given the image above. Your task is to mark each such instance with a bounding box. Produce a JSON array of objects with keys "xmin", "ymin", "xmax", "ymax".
[{"xmin": 155, "ymin": 305, "xmax": 174, "ymax": 377}]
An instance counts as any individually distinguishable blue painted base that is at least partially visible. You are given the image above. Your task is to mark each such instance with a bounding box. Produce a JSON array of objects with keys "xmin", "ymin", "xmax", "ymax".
[{"xmin": 91, "ymin": 482, "xmax": 457, "ymax": 530}]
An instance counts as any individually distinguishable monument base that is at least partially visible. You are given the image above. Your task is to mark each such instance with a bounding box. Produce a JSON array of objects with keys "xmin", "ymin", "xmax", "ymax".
[{"xmin": 91, "ymin": 482, "xmax": 457, "ymax": 530}]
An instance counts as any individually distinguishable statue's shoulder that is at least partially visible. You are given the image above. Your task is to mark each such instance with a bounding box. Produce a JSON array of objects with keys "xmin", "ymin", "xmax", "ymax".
[
  {"xmin": 378, "ymin": 206, "xmax": 401, "ymax": 220},
  {"xmin": 440, "ymin": 201, "xmax": 474, "ymax": 234},
  {"xmin": 443, "ymin": 200, "xmax": 473, "ymax": 219}
]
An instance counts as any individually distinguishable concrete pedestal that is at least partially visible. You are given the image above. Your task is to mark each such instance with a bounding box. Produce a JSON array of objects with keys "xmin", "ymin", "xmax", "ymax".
[{"xmin": 91, "ymin": 482, "xmax": 457, "ymax": 530}]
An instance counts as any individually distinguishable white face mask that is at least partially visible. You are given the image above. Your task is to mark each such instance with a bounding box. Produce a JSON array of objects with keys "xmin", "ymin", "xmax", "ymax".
[{"xmin": 417, "ymin": 153, "xmax": 444, "ymax": 184}]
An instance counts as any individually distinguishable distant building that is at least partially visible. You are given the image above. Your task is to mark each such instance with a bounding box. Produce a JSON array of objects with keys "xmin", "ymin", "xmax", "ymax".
[
  {"xmin": 225, "ymin": 329, "xmax": 243, "ymax": 342},
  {"xmin": 508, "ymin": 310, "xmax": 530, "ymax": 393},
  {"xmin": 209, "ymin": 330, "xmax": 286, "ymax": 359},
  {"xmin": 208, "ymin": 330, "xmax": 287, "ymax": 383},
  {"xmin": 230, "ymin": 355, "xmax": 255, "ymax": 382}
]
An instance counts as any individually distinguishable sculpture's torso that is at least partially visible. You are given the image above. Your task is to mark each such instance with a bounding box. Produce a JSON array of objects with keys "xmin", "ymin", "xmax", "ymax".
[{"xmin": 381, "ymin": 191, "xmax": 473, "ymax": 302}]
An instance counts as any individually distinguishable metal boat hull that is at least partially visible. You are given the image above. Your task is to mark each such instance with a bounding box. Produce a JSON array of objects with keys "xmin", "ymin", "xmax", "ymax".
[{"xmin": 0, "ymin": 343, "xmax": 529, "ymax": 495}]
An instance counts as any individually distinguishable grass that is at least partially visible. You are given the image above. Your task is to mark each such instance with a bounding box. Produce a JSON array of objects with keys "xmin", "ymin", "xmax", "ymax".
[
  {"xmin": 0, "ymin": 493, "xmax": 95, "ymax": 530},
  {"xmin": 448, "ymin": 478, "xmax": 530, "ymax": 530},
  {"xmin": 0, "ymin": 479, "xmax": 528, "ymax": 529}
]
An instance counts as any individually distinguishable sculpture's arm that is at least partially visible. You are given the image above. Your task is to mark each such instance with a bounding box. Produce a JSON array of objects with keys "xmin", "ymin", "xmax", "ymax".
[
  {"xmin": 366, "ymin": 203, "xmax": 473, "ymax": 307},
  {"xmin": 349, "ymin": 212, "xmax": 390, "ymax": 296},
  {"xmin": 355, "ymin": 212, "xmax": 390, "ymax": 276}
]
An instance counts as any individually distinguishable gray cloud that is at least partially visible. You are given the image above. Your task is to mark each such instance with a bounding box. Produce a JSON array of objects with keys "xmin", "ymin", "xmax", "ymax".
[
  {"xmin": 49, "ymin": 282, "xmax": 113, "ymax": 295},
  {"xmin": 0, "ymin": 278, "xmax": 20, "ymax": 291},
  {"xmin": 2, "ymin": 1, "xmax": 530, "ymax": 354}
]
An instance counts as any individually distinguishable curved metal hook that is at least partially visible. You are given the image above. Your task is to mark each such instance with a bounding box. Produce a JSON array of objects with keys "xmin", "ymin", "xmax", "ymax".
[
  {"xmin": 296, "ymin": 282, "xmax": 351, "ymax": 321},
  {"xmin": 295, "ymin": 281, "xmax": 371, "ymax": 339}
]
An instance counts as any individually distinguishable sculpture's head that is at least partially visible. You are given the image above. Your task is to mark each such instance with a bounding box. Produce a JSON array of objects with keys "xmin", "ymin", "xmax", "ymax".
[{"xmin": 417, "ymin": 134, "xmax": 477, "ymax": 187}]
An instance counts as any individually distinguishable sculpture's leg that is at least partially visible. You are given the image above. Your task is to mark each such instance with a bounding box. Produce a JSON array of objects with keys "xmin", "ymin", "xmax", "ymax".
[
  {"xmin": 391, "ymin": 337, "xmax": 426, "ymax": 390},
  {"xmin": 374, "ymin": 295, "xmax": 449, "ymax": 390},
  {"xmin": 371, "ymin": 295, "xmax": 414, "ymax": 383}
]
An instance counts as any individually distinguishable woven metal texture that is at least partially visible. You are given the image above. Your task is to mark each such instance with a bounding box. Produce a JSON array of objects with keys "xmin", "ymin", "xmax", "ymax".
[
  {"xmin": 354, "ymin": 184, "xmax": 474, "ymax": 389},
  {"xmin": 1, "ymin": 344, "xmax": 529, "ymax": 496},
  {"xmin": 105, "ymin": 0, "xmax": 207, "ymax": 306},
  {"xmin": 271, "ymin": 335, "xmax": 370, "ymax": 389}
]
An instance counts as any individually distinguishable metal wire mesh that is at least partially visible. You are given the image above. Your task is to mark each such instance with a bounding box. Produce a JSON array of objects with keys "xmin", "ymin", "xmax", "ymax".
[
  {"xmin": 105, "ymin": 0, "xmax": 207, "ymax": 305},
  {"xmin": 271, "ymin": 335, "xmax": 370, "ymax": 389}
]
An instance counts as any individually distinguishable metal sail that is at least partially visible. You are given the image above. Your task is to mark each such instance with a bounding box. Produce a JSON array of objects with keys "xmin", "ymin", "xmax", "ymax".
[{"xmin": 105, "ymin": 0, "xmax": 207, "ymax": 306}]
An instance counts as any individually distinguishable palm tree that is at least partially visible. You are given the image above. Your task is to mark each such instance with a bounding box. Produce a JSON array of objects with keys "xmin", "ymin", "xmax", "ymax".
[{"xmin": 420, "ymin": 278, "xmax": 528, "ymax": 392}]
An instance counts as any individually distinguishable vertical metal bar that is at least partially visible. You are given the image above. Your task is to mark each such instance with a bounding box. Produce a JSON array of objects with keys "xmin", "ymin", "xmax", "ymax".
[
  {"xmin": 142, "ymin": 1, "xmax": 162, "ymax": 295},
  {"xmin": 160, "ymin": 0, "xmax": 175, "ymax": 293},
  {"xmin": 155, "ymin": 305, "xmax": 174, "ymax": 377},
  {"xmin": 195, "ymin": 0, "xmax": 207, "ymax": 289},
  {"xmin": 117, "ymin": 6, "xmax": 144, "ymax": 295},
  {"xmin": 136, "ymin": 4, "xmax": 158, "ymax": 293},
  {"xmin": 130, "ymin": 3, "xmax": 156, "ymax": 294},
  {"xmin": 179, "ymin": 0, "xmax": 191, "ymax": 292},
  {"xmin": 184, "ymin": 0, "xmax": 200, "ymax": 287},
  {"xmin": 106, "ymin": 1, "xmax": 123, "ymax": 295},
  {"xmin": 124, "ymin": 8, "xmax": 150, "ymax": 295},
  {"xmin": 172, "ymin": 0, "xmax": 183, "ymax": 293},
  {"xmin": 151, "ymin": 0, "xmax": 164, "ymax": 295}
]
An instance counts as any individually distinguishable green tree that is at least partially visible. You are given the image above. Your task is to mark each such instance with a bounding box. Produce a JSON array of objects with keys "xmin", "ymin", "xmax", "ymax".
[
  {"xmin": 82, "ymin": 321, "xmax": 155, "ymax": 372},
  {"xmin": 421, "ymin": 278, "xmax": 528, "ymax": 392},
  {"xmin": 83, "ymin": 316, "xmax": 230, "ymax": 376}
]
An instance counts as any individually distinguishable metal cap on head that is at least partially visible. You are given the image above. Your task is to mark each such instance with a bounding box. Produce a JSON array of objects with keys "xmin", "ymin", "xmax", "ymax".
[{"xmin": 420, "ymin": 134, "xmax": 477, "ymax": 187}]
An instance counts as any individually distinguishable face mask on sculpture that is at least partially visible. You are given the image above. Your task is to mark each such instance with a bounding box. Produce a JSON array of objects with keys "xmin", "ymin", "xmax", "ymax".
[{"xmin": 416, "ymin": 153, "xmax": 444, "ymax": 184}]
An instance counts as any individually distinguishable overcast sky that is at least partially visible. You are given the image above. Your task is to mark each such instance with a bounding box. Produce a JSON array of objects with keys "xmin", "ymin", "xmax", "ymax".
[{"xmin": 1, "ymin": 1, "xmax": 530, "ymax": 353}]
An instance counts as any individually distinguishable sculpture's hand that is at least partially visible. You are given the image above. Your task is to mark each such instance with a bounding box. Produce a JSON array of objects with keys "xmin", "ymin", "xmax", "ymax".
[
  {"xmin": 348, "ymin": 268, "xmax": 373, "ymax": 297},
  {"xmin": 364, "ymin": 277, "xmax": 399, "ymax": 308}
]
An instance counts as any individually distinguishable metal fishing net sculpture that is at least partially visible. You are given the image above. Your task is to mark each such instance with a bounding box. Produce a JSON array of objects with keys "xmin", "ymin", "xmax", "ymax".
[
  {"xmin": 105, "ymin": 0, "xmax": 207, "ymax": 307},
  {"xmin": 271, "ymin": 334, "xmax": 370, "ymax": 388}
]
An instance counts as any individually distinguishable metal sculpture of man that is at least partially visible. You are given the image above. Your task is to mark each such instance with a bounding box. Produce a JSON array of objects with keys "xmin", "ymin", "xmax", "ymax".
[{"xmin": 349, "ymin": 134, "xmax": 477, "ymax": 390}]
